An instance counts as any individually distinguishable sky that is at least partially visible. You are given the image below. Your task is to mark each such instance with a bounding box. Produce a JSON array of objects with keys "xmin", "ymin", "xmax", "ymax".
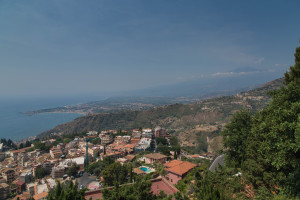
[{"xmin": 0, "ymin": 0, "xmax": 300, "ymax": 99}]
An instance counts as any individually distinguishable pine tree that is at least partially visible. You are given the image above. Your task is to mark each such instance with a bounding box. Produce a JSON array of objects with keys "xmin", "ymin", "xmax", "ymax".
[{"xmin": 284, "ymin": 46, "xmax": 300, "ymax": 85}]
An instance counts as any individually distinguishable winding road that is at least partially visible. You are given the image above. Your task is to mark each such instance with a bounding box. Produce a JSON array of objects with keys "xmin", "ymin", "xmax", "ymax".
[{"xmin": 208, "ymin": 154, "xmax": 225, "ymax": 171}]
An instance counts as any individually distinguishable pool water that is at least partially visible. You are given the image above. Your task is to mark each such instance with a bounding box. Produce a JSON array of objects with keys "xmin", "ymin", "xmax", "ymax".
[{"xmin": 140, "ymin": 167, "xmax": 152, "ymax": 173}]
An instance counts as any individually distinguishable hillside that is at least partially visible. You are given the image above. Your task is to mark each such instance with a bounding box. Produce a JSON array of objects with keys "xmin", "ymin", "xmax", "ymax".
[{"xmin": 38, "ymin": 78, "xmax": 283, "ymax": 152}]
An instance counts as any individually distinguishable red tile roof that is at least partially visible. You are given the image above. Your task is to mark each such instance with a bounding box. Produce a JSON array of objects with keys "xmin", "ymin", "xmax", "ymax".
[
  {"xmin": 144, "ymin": 153, "xmax": 168, "ymax": 160},
  {"xmin": 164, "ymin": 160, "xmax": 197, "ymax": 176}
]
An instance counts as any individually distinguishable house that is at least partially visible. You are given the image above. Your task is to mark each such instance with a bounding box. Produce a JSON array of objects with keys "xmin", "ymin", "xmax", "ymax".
[
  {"xmin": 164, "ymin": 160, "xmax": 197, "ymax": 184},
  {"xmin": 42, "ymin": 161, "xmax": 55, "ymax": 174},
  {"xmin": 142, "ymin": 153, "xmax": 168, "ymax": 164},
  {"xmin": 99, "ymin": 132, "xmax": 113, "ymax": 144},
  {"xmin": 115, "ymin": 136, "xmax": 131, "ymax": 144},
  {"xmin": 150, "ymin": 176, "xmax": 178, "ymax": 196},
  {"xmin": 51, "ymin": 166, "xmax": 65, "ymax": 179},
  {"xmin": 16, "ymin": 180, "xmax": 25, "ymax": 194},
  {"xmin": 87, "ymin": 131, "xmax": 98, "ymax": 136},
  {"xmin": 18, "ymin": 171, "xmax": 33, "ymax": 183},
  {"xmin": 135, "ymin": 138, "xmax": 152, "ymax": 152},
  {"xmin": 1, "ymin": 168, "xmax": 15, "ymax": 183},
  {"xmin": 50, "ymin": 148, "xmax": 63, "ymax": 159},
  {"xmin": 154, "ymin": 127, "xmax": 171, "ymax": 139},
  {"xmin": 84, "ymin": 177, "xmax": 177, "ymax": 200},
  {"xmin": 27, "ymin": 183, "xmax": 35, "ymax": 196},
  {"xmin": 88, "ymin": 146, "xmax": 101, "ymax": 157}
]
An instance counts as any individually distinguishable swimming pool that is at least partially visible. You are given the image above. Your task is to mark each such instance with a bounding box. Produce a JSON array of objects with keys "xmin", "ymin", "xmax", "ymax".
[{"xmin": 140, "ymin": 166, "xmax": 153, "ymax": 173}]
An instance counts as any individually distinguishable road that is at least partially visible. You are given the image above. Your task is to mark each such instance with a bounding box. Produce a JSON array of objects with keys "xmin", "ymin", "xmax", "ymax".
[
  {"xmin": 76, "ymin": 172, "xmax": 96, "ymax": 189},
  {"xmin": 208, "ymin": 154, "xmax": 225, "ymax": 172}
]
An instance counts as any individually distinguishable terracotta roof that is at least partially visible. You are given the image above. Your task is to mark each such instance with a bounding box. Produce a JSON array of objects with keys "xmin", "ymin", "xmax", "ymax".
[
  {"xmin": 150, "ymin": 176, "xmax": 178, "ymax": 195},
  {"xmin": 164, "ymin": 160, "xmax": 197, "ymax": 176},
  {"xmin": 33, "ymin": 192, "xmax": 48, "ymax": 200},
  {"xmin": 144, "ymin": 153, "xmax": 168, "ymax": 160},
  {"xmin": 164, "ymin": 160, "xmax": 183, "ymax": 168}
]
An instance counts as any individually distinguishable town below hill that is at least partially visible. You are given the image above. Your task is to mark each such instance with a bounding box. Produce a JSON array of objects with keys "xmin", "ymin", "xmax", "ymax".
[{"xmin": 0, "ymin": 127, "xmax": 214, "ymax": 200}]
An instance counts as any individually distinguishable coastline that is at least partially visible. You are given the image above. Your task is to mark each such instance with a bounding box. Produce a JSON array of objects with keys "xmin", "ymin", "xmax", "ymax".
[{"xmin": 22, "ymin": 110, "xmax": 88, "ymax": 116}]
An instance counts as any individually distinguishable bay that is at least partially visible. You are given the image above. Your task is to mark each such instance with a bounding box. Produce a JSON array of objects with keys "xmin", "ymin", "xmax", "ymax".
[{"xmin": 0, "ymin": 97, "xmax": 86, "ymax": 141}]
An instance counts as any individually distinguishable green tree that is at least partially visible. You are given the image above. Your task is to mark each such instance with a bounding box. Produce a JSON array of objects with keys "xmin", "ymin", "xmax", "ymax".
[
  {"xmin": 156, "ymin": 143, "xmax": 171, "ymax": 156},
  {"xmin": 222, "ymin": 109, "xmax": 253, "ymax": 167},
  {"xmin": 102, "ymin": 177, "xmax": 154, "ymax": 200},
  {"xmin": 101, "ymin": 162, "xmax": 129, "ymax": 186},
  {"xmin": 222, "ymin": 46, "xmax": 300, "ymax": 197},
  {"xmin": 47, "ymin": 180, "xmax": 86, "ymax": 200},
  {"xmin": 63, "ymin": 138, "xmax": 72, "ymax": 144},
  {"xmin": 192, "ymin": 170, "xmax": 226, "ymax": 200},
  {"xmin": 284, "ymin": 46, "xmax": 300, "ymax": 85},
  {"xmin": 103, "ymin": 156, "xmax": 114, "ymax": 166},
  {"xmin": 91, "ymin": 138, "xmax": 101, "ymax": 145},
  {"xmin": 19, "ymin": 143, "xmax": 24, "ymax": 149},
  {"xmin": 67, "ymin": 164, "xmax": 79, "ymax": 177},
  {"xmin": 25, "ymin": 140, "xmax": 31, "ymax": 147},
  {"xmin": 35, "ymin": 167, "xmax": 47, "ymax": 179},
  {"xmin": 156, "ymin": 137, "xmax": 168, "ymax": 145}
]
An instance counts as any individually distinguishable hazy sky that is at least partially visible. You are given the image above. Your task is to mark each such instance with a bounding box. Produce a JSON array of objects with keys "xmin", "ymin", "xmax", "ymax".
[{"xmin": 1, "ymin": 0, "xmax": 299, "ymax": 98}]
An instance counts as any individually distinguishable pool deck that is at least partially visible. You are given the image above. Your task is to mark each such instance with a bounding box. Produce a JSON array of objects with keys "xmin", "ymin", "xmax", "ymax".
[{"xmin": 139, "ymin": 166, "xmax": 156, "ymax": 173}]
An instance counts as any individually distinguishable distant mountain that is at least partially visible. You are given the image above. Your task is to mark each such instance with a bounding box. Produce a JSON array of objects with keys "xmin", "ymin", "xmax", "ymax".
[{"xmin": 38, "ymin": 78, "xmax": 283, "ymax": 153}]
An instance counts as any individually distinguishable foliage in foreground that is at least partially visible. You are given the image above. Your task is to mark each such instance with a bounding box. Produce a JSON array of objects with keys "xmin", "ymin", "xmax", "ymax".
[
  {"xmin": 222, "ymin": 46, "xmax": 300, "ymax": 198},
  {"xmin": 47, "ymin": 180, "xmax": 86, "ymax": 200}
]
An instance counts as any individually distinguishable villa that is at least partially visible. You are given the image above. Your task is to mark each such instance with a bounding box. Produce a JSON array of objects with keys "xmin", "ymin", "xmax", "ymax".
[{"xmin": 164, "ymin": 160, "xmax": 197, "ymax": 184}]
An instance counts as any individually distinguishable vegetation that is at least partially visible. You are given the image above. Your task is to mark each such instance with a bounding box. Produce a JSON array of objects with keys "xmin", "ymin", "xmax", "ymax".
[
  {"xmin": 101, "ymin": 162, "xmax": 130, "ymax": 186},
  {"xmin": 67, "ymin": 164, "xmax": 80, "ymax": 177},
  {"xmin": 47, "ymin": 180, "xmax": 86, "ymax": 200},
  {"xmin": 0, "ymin": 138, "xmax": 17, "ymax": 149},
  {"xmin": 32, "ymin": 140, "xmax": 51, "ymax": 151},
  {"xmin": 38, "ymin": 77, "xmax": 283, "ymax": 149},
  {"xmin": 86, "ymin": 156, "xmax": 114, "ymax": 176},
  {"xmin": 102, "ymin": 177, "xmax": 154, "ymax": 200},
  {"xmin": 35, "ymin": 167, "xmax": 47, "ymax": 179},
  {"xmin": 221, "ymin": 46, "xmax": 300, "ymax": 198}
]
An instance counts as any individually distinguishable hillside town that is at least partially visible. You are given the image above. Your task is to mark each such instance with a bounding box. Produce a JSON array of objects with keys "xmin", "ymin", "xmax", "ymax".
[{"xmin": 0, "ymin": 127, "xmax": 215, "ymax": 200}]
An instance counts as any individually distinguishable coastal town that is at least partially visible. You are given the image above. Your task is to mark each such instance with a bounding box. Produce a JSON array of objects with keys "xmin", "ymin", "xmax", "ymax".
[{"xmin": 0, "ymin": 127, "xmax": 215, "ymax": 200}]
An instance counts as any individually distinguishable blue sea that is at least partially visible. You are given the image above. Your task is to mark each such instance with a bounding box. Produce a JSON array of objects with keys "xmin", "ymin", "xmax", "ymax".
[{"xmin": 0, "ymin": 97, "xmax": 90, "ymax": 141}]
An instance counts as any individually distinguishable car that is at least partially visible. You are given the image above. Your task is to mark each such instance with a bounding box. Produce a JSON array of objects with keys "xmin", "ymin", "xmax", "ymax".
[{"xmin": 80, "ymin": 185, "xmax": 83, "ymax": 189}]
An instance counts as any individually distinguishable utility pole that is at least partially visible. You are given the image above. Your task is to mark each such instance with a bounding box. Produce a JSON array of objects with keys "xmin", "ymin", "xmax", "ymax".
[{"xmin": 85, "ymin": 138, "xmax": 89, "ymax": 169}]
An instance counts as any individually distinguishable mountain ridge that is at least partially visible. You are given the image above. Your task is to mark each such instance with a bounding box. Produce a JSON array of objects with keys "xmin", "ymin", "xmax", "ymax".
[{"xmin": 38, "ymin": 78, "xmax": 284, "ymax": 152}]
